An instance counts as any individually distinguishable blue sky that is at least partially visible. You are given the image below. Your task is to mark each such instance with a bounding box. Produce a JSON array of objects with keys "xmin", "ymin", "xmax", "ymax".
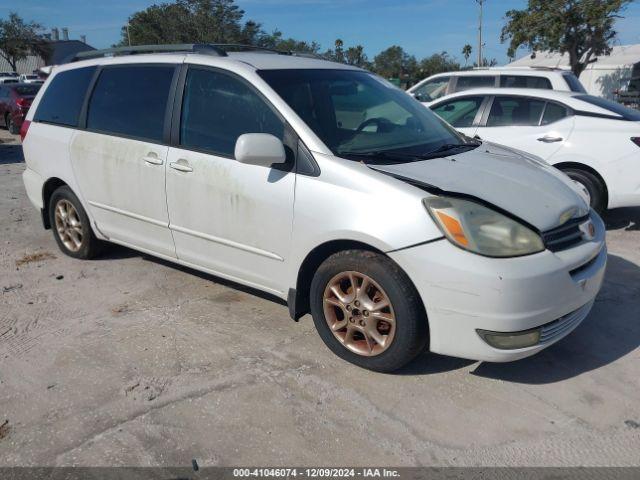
[{"xmin": 3, "ymin": 0, "xmax": 640, "ymax": 64}]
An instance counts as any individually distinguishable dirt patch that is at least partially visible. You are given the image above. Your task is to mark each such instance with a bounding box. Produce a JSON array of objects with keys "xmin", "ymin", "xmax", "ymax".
[
  {"xmin": 0, "ymin": 420, "xmax": 10, "ymax": 441},
  {"xmin": 16, "ymin": 251, "xmax": 56, "ymax": 267}
]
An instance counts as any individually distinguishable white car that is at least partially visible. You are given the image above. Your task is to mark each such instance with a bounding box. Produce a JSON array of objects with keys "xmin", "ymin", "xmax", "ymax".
[
  {"xmin": 19, "ymin": 74, "xmax": 44, "ymax": 84},
  {"xmin": 408, "ymin": 67, "xmax": 586, "ymax": 105},
  {"xmin": 21, "ymin": 45, "xmax": 606, "ymax": 372},
  {"xmin": 429, "ymin": 88, "xmax": 640, "ymax": 213}
]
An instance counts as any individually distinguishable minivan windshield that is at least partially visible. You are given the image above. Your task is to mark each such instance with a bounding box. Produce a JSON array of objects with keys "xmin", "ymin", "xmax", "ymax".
[{"xmin": 259, "ymin": 69, "xmax": 476, "ymax": 162}]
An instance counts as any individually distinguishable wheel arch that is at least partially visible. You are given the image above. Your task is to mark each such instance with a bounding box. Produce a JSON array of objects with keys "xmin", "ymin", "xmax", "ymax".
[
  {"xmin": 41, "ymin": 177, "xmax": 69, "ymax": 229},
  {"xmin": 553, "ymin": 161, "xmax": 609, "ymax": 208},
  {"xmin": 288, "ymin": 240, "xmax": 384, "ymax": 321}
]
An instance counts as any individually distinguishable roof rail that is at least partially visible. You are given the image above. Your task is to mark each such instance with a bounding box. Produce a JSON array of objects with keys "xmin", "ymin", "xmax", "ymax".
[{"xmin": 70, "ymin": 43, "xmax": 228, "ymax": 62}]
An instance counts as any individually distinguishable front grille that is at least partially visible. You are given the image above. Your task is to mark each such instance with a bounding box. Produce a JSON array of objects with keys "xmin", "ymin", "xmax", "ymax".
[
  {"xmin": 542, "ymin": 215, "xmax": 588, "ymax": 252},
  {"xmin": 539, "ymin": 301, "xmax": 593, "ymax": 343}
]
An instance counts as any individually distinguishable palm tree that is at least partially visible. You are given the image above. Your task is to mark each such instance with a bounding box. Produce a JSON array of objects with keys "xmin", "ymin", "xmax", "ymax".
[{"xmin": 462, "ymin": 44, "xmax": 473, "ymax": 67}]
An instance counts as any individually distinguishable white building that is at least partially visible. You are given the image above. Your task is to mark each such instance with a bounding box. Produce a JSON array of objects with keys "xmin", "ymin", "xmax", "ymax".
[{"xmin": 508, "ymin": 44, "xmax": 640, "ymax": 100}]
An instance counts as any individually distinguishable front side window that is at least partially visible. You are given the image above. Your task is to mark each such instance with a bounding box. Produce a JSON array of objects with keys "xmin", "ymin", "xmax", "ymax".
[
  {"xmin": 486, "ymin": 96, "xmax": 545, "ymax": 127},
  {"xmin": 34, "ymin": 66, "xmax": 96, "ymax": 127},
  {"xmin": 180, "ymin": 68, "xmax": 284, "ymax": 157},
  {"xmin": 455, "ymin": 76, "xmax": 496, "ymax": 91},
  {"xmin": 411, "ymin": 77, "xmax": 450, "ymax": 102},
  {"xmin": 431, "ymin": 97, "xmax": 484, "ymax": 128},
  {"xmin": 87, "ymin": 65, "xmax": 175, "ymax": 143},
  {"xmin": 259, "ymin": 69, "xmax": 466, "ymax": 158},
  {"xmin": 500, "ymin": 75, "xmax": 552, "ymax": 89}
]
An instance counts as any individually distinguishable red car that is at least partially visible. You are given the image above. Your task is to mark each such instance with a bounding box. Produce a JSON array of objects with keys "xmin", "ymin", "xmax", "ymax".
[{"xmin": 0, "ymin": 83, "xmax": 41, "ymax": 134}]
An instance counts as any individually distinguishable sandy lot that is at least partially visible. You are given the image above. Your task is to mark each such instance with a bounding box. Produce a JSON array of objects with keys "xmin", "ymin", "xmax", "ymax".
[{"xmin": 1, "ymin": 130, "xmax": 639, "ymax": 467}]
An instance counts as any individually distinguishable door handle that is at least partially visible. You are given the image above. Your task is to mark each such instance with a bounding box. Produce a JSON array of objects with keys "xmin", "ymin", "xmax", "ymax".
[
  {"xmin": 537, "ymin": 136, "xmax": 563, "ymax": 143},
  {"xmin": 169, "ymin": 160, "xmax": 193, "ymax": 173},
  {"xmin": 143, "ymin": 153, "xmax": 163, "ymax": 165}
]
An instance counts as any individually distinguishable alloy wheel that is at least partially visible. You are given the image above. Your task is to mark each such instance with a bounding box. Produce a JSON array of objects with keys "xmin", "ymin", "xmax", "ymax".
[
  {"xmin": 54, "ymin": 199, "xmax": 83, "ymax": 252},
  {"xmin": 323, "ymin": 271, "xmax": 396, "ymax": 356}
]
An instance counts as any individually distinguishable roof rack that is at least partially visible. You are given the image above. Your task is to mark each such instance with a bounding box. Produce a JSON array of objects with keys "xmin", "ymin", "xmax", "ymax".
[
  {"xmin": 70, "ymin": 44, "xmax": 228, "ymax": 62},
  {"xmin": 69, "ymin": 43, "xmax": 325, "ymax": 63}
]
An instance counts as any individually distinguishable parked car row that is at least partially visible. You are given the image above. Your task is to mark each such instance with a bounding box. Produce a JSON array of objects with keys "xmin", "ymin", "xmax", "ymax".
[
  {"xmin": 0, "ymin": 83, "xmax": 41, "ymax": 134},
  {"xmin": 20, "ymin": 45, "xmax": 607, "ymax": 372},
  {"xmin": 407, "ymin": 67, "xmax": 586, "ymax": 104}
]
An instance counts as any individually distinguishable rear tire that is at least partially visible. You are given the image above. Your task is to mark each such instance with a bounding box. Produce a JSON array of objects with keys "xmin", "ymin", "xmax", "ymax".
[
  {"xmin": 49, "ymin": 186, "xmax": 102, "ymax": 259},
  {"xmin": 7, "ymin": 115, "xmax": 19, "ymax": 135},
  {"xmin": 562, "ymin": 168, "xmax": 606, "ymax": 214},
  {"xmin": 310, "ymin": 250, "xmax": 428, "ymax": 372}
]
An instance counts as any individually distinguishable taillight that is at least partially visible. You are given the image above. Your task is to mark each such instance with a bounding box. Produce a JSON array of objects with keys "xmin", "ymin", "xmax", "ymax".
[
  {"xmin": 19, "ymin": 120, "xmax": 31, "ymax": 142},
  {"xmin": 16, "ymin": 98, "xmax": 31, "ymax": 108},
  {"xmin": 632, "ymin": 137, "xmax": 640, "ymax": 148}
]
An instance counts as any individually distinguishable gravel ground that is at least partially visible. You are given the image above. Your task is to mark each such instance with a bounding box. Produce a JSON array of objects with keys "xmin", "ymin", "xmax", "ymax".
[{"xmin": 1, "ymin": 130, "xmax": 639, "ymax": 467}]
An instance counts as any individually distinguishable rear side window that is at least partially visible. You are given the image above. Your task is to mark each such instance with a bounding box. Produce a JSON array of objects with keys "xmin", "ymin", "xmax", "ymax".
[
  {"xmin": 34, "ymin": 66, "xmax": 96, "ymax": 127},
  {"xmin": 179, "ymin": 68, "xmax": 284, "ymax": 157},
  {"xmin": 87, "ymin": 65, "xmax": 175, "ymax": 143},
  {"xmin": 562, "ymin": 73, "xmax": 587, "ymax": 93},
  {"xmin": 541, "ymin": 102, "xmax": 569, "ymax": 125},
  {"xmin": 500, "ymin": 75, "xmax": 552, "ymax": 89},
  {"xmin": 486, "ymin": 96, "xmax": 545, "ymax": 127},
  {"xmin": 431, "ymin": 96, "xmax": 484, "ymax": 128},
  {"xmin": 455, "ymin": 76, "xmax": 496, "ymax": 91}
]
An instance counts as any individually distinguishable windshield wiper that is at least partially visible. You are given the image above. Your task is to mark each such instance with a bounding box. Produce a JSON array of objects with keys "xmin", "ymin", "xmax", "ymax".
[
  {"xmin": 418, "ymin": 142, "xmax": 480, "ymax": 159},
  {"xmin": 336, "ymin": 150, "xmax": 417, "ymax": 164}
]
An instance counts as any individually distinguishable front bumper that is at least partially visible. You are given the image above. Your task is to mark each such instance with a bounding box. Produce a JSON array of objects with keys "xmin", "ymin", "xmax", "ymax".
[{"xmin": 389, "ymin": 213, "xmax": 607, "ymax": 362}]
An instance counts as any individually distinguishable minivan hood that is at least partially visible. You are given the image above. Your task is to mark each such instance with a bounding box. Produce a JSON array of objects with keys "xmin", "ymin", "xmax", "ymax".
[{"xmin": 369, "ymin": 142, "xmax": 589, "ymax": 232}]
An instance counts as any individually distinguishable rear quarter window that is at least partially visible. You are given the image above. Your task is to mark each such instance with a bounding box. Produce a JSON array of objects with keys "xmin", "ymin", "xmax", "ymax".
[
  {"xmin": 455, "ymin": 76, "xmax": 497, "ymax": 91},
  {"xmin": 34, "ymin": 66, "xmax": 96, "ymax": 127},
  {"xmin": 500, "ymin": 75, "xmax": 552, "ymax": 89}
]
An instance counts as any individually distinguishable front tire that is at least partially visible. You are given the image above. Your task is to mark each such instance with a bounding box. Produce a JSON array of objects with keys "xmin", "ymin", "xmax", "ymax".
[
  {"xmin": 49, "ymin": 186, "xmax": 102, "ymax": 259},
  {"xmin": 310, "ymin": 250, "xmax": 428, "ymax": 372},
  {"xmin": 562, "ymin": 168, "xmax": 606, "ymax": 214}
]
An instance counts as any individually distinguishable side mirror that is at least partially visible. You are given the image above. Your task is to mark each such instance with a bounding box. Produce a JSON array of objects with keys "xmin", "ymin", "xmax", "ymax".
[{"xmin": 234, "ymin": 133, "xmax": 286, "ymax": 167}]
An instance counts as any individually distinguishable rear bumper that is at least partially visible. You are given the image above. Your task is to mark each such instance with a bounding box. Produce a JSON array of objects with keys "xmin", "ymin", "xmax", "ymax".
[
  {"xmin": 22, "ymin": 167, "xmax": 44, "ymax": 211},
  {"xmin": 389, "ymin": 212, "xmax": 607, "ymax": 362}
]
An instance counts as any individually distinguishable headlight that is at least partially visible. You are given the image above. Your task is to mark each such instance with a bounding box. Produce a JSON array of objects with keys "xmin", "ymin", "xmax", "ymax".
[{"xmin": 423, "ymin": 196, "xmax": 544, "ymax": 257}]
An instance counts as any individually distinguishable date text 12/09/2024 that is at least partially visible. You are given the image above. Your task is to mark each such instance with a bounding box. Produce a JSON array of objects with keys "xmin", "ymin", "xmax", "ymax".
[{"xmin": 233, "ymin": 469, "xmax": 401, "ymax": 478}]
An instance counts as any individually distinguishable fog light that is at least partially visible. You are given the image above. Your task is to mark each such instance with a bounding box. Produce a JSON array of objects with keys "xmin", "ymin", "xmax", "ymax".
[{"xmin": 477, "ymin": 328, "xmax": 541, "ymax": 350}]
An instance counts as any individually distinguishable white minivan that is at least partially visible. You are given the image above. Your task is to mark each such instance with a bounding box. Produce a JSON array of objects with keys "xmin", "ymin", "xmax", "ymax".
[{"xmin": 21, "ymin": 44, "xmax": 606, "ymax": 372}]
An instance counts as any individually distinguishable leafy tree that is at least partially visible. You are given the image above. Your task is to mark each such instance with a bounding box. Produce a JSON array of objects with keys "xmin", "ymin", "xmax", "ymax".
[
  {"xmin": 473, "ymin": 57, "xmax": 498, "ymax": 68},
  {"xmin": 121, "ymin": 0, "xmax": 252, "ymax": 46},
  {"xmin": 501, "ymin": 0, "xmax": 634, "ymax": 76},
  {"xmin": 462, "ymin": 44, "xmax": 473, "ymax": 67},
  {"xmin": 0, "ymin": 12, "xmax": 49, "ymax": 72},
  {"xmin": 344, "ymin": 45, "xmax": 369, "ymax": 68},
  {"xmin": 418, "ymin": 51, "xmax": 460, "ymax": 78},
  {"xmin": 373, "ymin": 45, "xmax": 417, "ymax": 80}
]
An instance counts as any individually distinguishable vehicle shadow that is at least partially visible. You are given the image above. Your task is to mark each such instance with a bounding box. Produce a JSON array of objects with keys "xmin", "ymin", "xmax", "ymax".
[
  {"xmin": 468, "ymin": 254, "xmax": 640, "ymax": 384},
  {"xmin": 0, "ymin": 144, "xmax": 25, "ymax": 165},
  {"xmin": 604, "ymin": 207, "xmax": 640, "ymax": 231}
]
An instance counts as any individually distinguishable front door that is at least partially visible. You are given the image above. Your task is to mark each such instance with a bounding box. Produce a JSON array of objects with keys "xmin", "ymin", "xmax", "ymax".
[
  {"xmin": 70, "ymin": 63, "xmax": 178, "ymax": 257},
  {"xmin": 165, "ymin": 65, "xmax": 296, "ymax": 294}
]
